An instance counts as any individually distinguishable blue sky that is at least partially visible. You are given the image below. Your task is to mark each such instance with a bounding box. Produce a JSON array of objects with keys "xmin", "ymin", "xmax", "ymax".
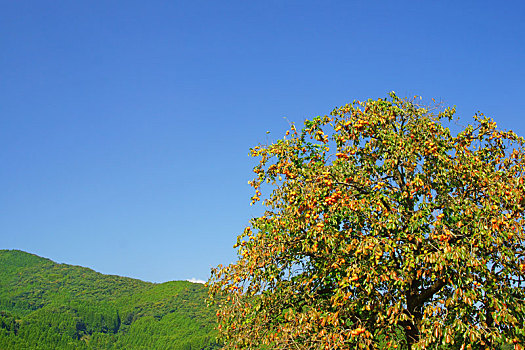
[{"xmin": 1, "ymin": 1, "xmax": 524, "ymax": 283}]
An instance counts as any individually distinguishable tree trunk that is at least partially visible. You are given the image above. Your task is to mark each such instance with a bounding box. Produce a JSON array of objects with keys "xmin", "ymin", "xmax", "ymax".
[{"xmin": 403, "ymin": 292, "xmax": 423, "ymax": 350}]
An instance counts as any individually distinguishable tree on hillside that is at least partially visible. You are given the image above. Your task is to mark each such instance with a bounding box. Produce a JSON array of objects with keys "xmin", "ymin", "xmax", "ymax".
[{"xmin": 208, "ymin": 93, "xmax": 525, "ymax": 349}]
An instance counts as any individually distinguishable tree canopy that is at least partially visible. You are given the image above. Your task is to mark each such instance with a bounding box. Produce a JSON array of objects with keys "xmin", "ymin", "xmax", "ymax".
[{"xmin": 209, "ymin": 93, "xmax": 525, "ymax": 349}]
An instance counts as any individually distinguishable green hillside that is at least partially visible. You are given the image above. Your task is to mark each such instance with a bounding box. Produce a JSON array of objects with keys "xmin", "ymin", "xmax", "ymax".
[{"xmin": 0, "ymin": 249, "xmax": 221, "ymax": 349}]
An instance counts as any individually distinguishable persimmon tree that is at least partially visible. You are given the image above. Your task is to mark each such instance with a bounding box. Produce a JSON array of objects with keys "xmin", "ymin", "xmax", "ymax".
[{"xmin": 208, "ymin": 93, "xmax": 525, "ymax": 349}]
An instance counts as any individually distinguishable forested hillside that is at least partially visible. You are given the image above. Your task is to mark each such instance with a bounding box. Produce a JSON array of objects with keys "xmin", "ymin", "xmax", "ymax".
[{"xmin": 0, "ymin": 250, "xmax": 220, "ymax": 349}]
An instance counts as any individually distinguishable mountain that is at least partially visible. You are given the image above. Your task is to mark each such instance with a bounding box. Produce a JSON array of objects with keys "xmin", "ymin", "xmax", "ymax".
[{"xmin": 0, "ymin": 249, "xmax": 221, "ymax": 349}]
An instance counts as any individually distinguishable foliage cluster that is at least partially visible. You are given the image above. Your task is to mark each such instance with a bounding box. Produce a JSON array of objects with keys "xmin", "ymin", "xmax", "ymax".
[{"xmin": 209, "ymin": 93, "xmax": 525, "ymax": 349}]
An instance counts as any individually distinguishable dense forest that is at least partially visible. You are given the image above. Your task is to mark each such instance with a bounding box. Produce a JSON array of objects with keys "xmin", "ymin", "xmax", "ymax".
[{"xmin": 0, "ymin": 249, "xmax": 221, "ymax": 349}]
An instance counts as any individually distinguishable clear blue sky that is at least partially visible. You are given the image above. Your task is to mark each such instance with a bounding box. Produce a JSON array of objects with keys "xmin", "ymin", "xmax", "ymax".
[{"xmin": 1, "ymin": 1, "xmax": 524, "ymax": 283}]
